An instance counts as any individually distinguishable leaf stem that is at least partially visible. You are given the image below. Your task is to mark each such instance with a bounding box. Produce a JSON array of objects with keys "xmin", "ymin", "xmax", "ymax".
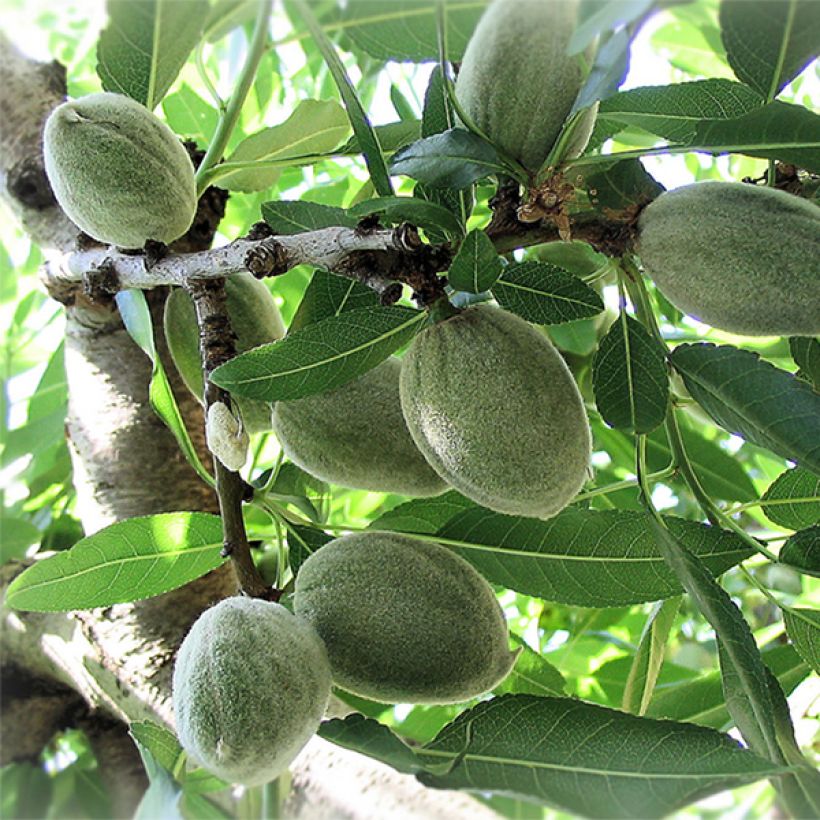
[{"xmin": 195, "ymin": 0, "xmax": 271, "ymax": 198}]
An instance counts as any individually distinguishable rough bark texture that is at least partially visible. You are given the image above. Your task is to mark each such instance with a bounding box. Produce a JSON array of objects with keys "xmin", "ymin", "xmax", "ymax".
[{"xmin": 0, "ymin": 36, "xmax": 497, "ymax": 820}]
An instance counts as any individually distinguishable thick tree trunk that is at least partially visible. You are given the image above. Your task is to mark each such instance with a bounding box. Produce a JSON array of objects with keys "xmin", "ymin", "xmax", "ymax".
[{"xmin": 0, "ymin": 35, "xmax": 496, "ymax": 820}]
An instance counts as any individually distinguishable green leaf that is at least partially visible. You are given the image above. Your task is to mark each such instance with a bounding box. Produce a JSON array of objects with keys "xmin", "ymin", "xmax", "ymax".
[
  {"xmin": 495, "ymin": 635, "xmax": 566, "ymax": 697},
  {"xmin": 422, "ymin": 65, "xmax": 456, "ymax": 138},
  {"xmin": 218, "ymin": 101, "xmax": 350, "ymax": 192},
  {"xmin": 433, "ymin": 507, "xmax": 751, "ymax": 607},
  {"xmin": 670, "ymin": 343, "xmax": 820, "ymax": 475},
  {"xmin": 622, "ymin": 597, "xmax": 681, "ymax": 715},
  {"xmin": 780, "ymin": 526, "xmax": 820, "ymax": 577},
  {"xmin": 288, "ymin": 270, "xmax": 379, "ymax": 333},
  {"xmin": 570, "ymin": 28, "xmax": 631, "ymax": 114},
  {"xmin": 115, "ymin": 291, "xmax": 214, "ymax": 488},
  {"xmin": 784, "ymin": 608, "xmax": 820, "ymax": 672},
  {"xmin": 492, "ymin": 262, "xmax": 604, "ymax": 326},
  {"xmin": 261, "ymin": 201, "xmax": 356, "ymax": 236},
  {"xmin": 371, "ymin": 491, "xmax": 475, "ymax": 535},
  {"xmin": 129, "ymin": 721, "xmax": 183, "ymax": 774},
  {"xmin": 285, "ymin": 523, "xmax": 333, "ymax": 576},
  {"xmin": 790, "ymin": 336, "xmax": 820, "ymax": 389},
  {"xmin": 593, "ymin": 313, "xmax": 669, "ymax": 434},
  {"xmin": 161, "ymin": 85, "xmax": 220, "ymax": 149},
  {"xmin": 97, "ymin": 0, "xmax": 209, "ymax": 110},
  {"xmin": 294, "ymin": 0, "xmax": 393, "ymax": 197},
  {"xmin": 319, "ymin": 714, "xmax": 428, "ymax": 775},
  {"xmin": 5, "ymin": 513, "xmax": 225, "ymax": 612},
  {"xmin": 390, "ymin": 129, "xmax": 510, "ymax": 189},
  {"xmin": 691, "ymin": 101, "xmax": 820, "ymax": 172},
  {"xmin": 598, "ymin": 79, "xmax": 765, "ymax": 142},
  {"xmin": 646, "ymin": 644, "xmax": 809, "ymax": 729},
  {"xmin": 350, "ymin": 196, "xmax": 464, "ymax": 240},
  {"xmin": 337, "ymin": 120, "xmax": 422, "ymax": 154},
  {"xmin": 719, "ymin": 0, "xmax": 820, "ymax": 100},
  {"xmin": 210, "ymin": 305, "xmax": 424, "ymax": 402},
  {"xmin": 447, "ymin": 230, "xmax": 502, "ymax": 294},
  {"xmin": 417, "ymin": 694, "xmax": 783, "ymax": 818},
  {"xmin": 584, "ymin": 159, "xmax": 665, "ymax": 215},
  {"xmin": 569, "ymin": 0, "xmax": 653, "ymax": 55},
  {"xmin": 133, "ymin": 743, "xmax": 183, "ymax": 820},
  {"xmin": 761, "ymin": 467, "xmax": 820, "ymax": 529},
  {"xmin": 651, "ymin": 520, "xmax": 782, "ymax": 762},
  {"xmin": 339, "ymin": 0, "xmax": 485, "ymax": 61}
]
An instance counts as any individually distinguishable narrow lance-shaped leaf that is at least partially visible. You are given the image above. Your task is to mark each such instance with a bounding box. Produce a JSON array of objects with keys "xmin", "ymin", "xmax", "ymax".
[
  {"xmin": 261, "ymin": 201, "xmax": 357, "ymax": 236},
  {"xmin": 97, "ymin": 0, "xmax": 209, "ymax": 110},
  {"xmin": 349, "ymin": 196, "xmax": 464, "ymax": 240},
  {"xmin": 417, "ymin": 694, "xmax": 784, "ymax": 819},
  {"xmin": 492, "ymin": 261, "xmax": 604, "ymax": 326},
  {"xmin": 288, "ymin": 270, "xmax": 379, "ymax": 333},
  {"xmin": 650, "ymin": 519, "xmax": 783, "ymax": 762},
  {"xmin": 293, "ymin": 0, "xmax": 393, "ymax": 196},
  {"xmin": 210, "ymin": 306, "xmax": 425, "ymax": 402},
  {"xmin": 5, "ymin": 513, "xmax": 226, "ymax": 612},
  {"xmin": 593, "ymin": 313, "xmax": 669, "ymax": 434},
  {"xmin": 790, "ymin": 336, "xmax": 820, "ymax": 389},
  {"xmin": 115, "ymin": 290, "xmax": 214, "ymax": 487},
  {"xmin": 371, "ymin": 490, "xmax": 475, "ymax": 536},
  {"xmin": 670, "ymin": 343, "xmax": 820, "ymax": 475},
  {"xmin": 431, "ymin": 507, "xmax": 751, "ymax": 607},
  {"xmin": 622, "ymin": 597, "xmax": 681, "ymax": 715},
  {"xmin": 495, "ymin": 635, "xmax": 566, "ymax": 697},
  {"xmin": 719, "ymin": 0, "xmax": 820, "ymax": 100},
  {"xmin": 447, "ymin": 230, "xmax": 502, "ymax": 294}
]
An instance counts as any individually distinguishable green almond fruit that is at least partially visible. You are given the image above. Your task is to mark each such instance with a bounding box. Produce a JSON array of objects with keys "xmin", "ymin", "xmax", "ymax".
[
  {"xmin": 43, "ymin": 92, "xmax": 197, "ymax": 248},
  {"xmin": 638, "ymin": 181, "xmax": 820, "ymax": 337},
  {"xmin": 271, "ymin": 358, "xmax": 447, "ymax": 497},
  {"xmin": 455, "ymin": 0, "xmax": 595, "ymax": 172},
  {"xmin": 164, "ymin": 273, "xmax": 285, "ymax": 433},
  {"xmin": 172, "ymin": 597, "xmax": 331, "ymax": 786},
  {"xmin": 293, "ymin": 531, "xmax": 517, "ymax": 704},
  {"xmin": 400, "ymin": 304, "xmax": 591, "ymax": 518}
]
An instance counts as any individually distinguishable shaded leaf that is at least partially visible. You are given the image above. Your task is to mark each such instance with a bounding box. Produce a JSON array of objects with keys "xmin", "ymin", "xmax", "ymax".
[
  {"xmin": 210, "ymin": 306, "xmax": 425, "ymax": 402},
  {"xmin": 335, "ymin": 120, "xmax": 422, "ymax": 154},
  {"xmin": 5, "ymin": 513, "xmax": 225, "ymax": 612},
  {"xmin": 161, "ymin": 85, "xmax": 220, "ymax": 149},
  {"xmin": 761, "ymin": 467, "xmax": 820, "ymax": 530},
  {"xmin": 289, "ymin": 270, "xmax": 379, "ymax": 333},
  {"xmin": 261, "ymin": 201, "xmax": 356, "ymax": 236},
  {"xmin": 623, "ymin": 597, "xmax": 681, "ymax": 715},
  {"xmin": 691, "ymin": 101, "xmax": 820, "ymax": 172},
  {"xmin": 571, "ymin": 27, "xmax": 632, "ymax": 114},
  {"xmin": 492, "ymin": 262, "xmax": 604, "ymax": 326},
  {"xmin": 285, "ymin": 523, "xmax": 332, "ymax": 576},
  {"xmin": 719, "ymin": 0, "xmax": 820, "ymax": 99},
  {"xmin": 790, "ymin": 336, "xmax": 820, "ymax": 389},
  {"xmin": 219, "ymin": 101, "xmax": 350, "ymax": 191},
  {"xmin": 784, "ymin": 608, "xmax": 819, "ymax": 673},
  {"xmin": 0, "ymin": 517, "xmax": 40, "ymax": 562},
  {"xmin": 569, "ymin": 0, "xmax": 653, "ymax": 54},
  {"xmin": 319, "ymin": 714, "xmax": 427, "ymax": 775},
  {"xmin": 651, "ymin": 520, "xmax": 782, "ymax": 762},
  {"xmin": 593, "ymin": 313, "xmax": 669, "ymax": 434},
  {"xmin": 495, "ymin": 636, "xmax": 566, "ymax": 697},
  {"xmin": 371, "ymin": 491, "xmax": 475, "ymax": 535},
  {"xmin": 129, "ymin": 721, "xmax": 182, "ymax": 774},
  {"xmin": 418, "ymin": 694, "xmax": 782, "ymax": 818},
  {"xmin": 390, "ymin": 129, "xmax": 509, "ymax": 189},
  {"xmin": 447, "ymin": 231, "xmax": 502, "ymax": 293},
  {"xmin": 780, "ymin": 525, "xmax": 820, "ymax": 577},
  {"xmin": 350, "ymin": 196, "xmax": 464, "ymax": 239},
  {"xmin": 339, "ymin": 0, "xmax": 485, "ymax": 61},
  {"xmin": 422, "ymin": 65, "xmax": 456, "ymax": 138},
  {"xmin": 598, "ymin": 79, "xmax": 764, "ymax": 142},
  {"xmin": 434, "ymin": 507, "xmax": 751, "ymax": 607},
  {"xmin": 585, "ymin": 159, "xmax": 664, "ymax": 215},
  {"xmin": 97, "ymin": 0, "xmax": 208, "ymax": 109},
  {"xmin": 670, "ymin": 343, "xmax": 820, "ymax": 475}
]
